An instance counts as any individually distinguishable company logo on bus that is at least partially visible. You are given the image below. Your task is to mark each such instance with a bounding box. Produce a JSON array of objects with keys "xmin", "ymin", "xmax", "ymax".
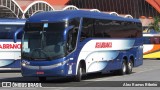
[
  {"xmin": 0, "ymin": 44, "xmax": 21, "ymax": 49},
  {"xmin": 95, "ymin": 42, "xmax": 112, "ymax": 48}
]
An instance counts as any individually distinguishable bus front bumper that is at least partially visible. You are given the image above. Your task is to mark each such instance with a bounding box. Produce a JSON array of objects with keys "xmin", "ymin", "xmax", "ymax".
[{"xmin": 21, "ymin": 61, "xmax": 76, "ymax": 77}]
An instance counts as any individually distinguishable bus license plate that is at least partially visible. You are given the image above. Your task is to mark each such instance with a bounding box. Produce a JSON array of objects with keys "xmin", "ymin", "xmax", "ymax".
[{"xmin": 36, "ymin": 71, "xmax": 44, "ymax": 75}]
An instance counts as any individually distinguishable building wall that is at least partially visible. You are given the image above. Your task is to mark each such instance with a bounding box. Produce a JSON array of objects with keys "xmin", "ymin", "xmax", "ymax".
[{"xmin": 67, "ymin": 0, "xmax": 160, "ymax": 18}]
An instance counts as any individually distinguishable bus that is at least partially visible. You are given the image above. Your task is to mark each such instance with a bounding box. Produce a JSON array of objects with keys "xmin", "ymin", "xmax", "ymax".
[
  {"xmin": 20, "ymin": 10, "xmax": 143, "ymax": 81},
  {"xmin": 143, "ymin": 33, "xmax": 160, "ymax": 59},
  {"xmin": 0, "ymin": 19, "xmax": 25, "ymax": 70}
]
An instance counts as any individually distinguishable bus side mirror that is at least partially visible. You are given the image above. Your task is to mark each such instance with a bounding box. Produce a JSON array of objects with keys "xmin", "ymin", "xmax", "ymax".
[{"xmin": 14, "ymin": 27, "xmax": 23, "ymax": 43}]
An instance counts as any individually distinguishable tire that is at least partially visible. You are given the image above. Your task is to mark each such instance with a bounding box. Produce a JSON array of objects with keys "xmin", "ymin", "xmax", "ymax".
[
  {"xmin": 126, "ymin": 60, "xmax": 133, "ymax": 74},
  {"xmin": 119, "ymin": 61, "xmax": 127, "ymax": 75},
  {"xmin": 39, "ymin": 77, "xmax": 46, "ymax": 82},
  {"xmin": 74, "ymin": 64, "xmax": 83, "ymax": 82}
]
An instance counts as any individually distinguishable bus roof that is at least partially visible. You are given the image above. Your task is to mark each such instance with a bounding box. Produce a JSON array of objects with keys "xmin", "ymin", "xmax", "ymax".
[
  {"xmin": 0, "ymin": 18, "xmax": 26, "ymax": 25},
  {"xmin": 27, "ymin": 10, "xmax": 140, "ymax": 23}
]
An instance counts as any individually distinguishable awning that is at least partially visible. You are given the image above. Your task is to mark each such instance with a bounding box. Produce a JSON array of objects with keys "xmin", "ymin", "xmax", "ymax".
[{"xmin": 146, "ymin": 0, "xmax": 160, "ymax": 13}]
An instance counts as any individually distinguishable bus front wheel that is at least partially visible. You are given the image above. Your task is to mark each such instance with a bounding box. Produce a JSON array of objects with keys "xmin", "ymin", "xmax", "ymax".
[{"xmin": 74, "ymin": 64, "xmax": 83, "ymax": 82}]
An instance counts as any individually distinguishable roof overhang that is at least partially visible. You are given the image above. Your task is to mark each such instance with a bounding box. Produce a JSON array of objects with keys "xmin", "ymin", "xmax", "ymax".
[{"xmin": 146, "ymin": 0, "xmax": 160, "ymax": 13}]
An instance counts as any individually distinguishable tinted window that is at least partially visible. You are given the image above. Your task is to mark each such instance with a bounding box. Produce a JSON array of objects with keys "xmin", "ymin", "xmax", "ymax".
[
  {"xmin": 143, "ymin": 37, "xmax": 160, "ymax": 44},
  {"xmin": 67, "ymin": 18, "xmax": 80, "ymax": 52},
  {"xmin": 24, "ymin": 23, "xmax": 43, "ymax": 31},
  {"xmin": 69, "ymin": 18, "xmax": 80, "ymax": 27},
  {"xmin": 94, "ymin": 19, "xmax": 142, "ymax": 38},
  {"xmin": 22, "ymin": 22, "xmax": 66, "ymax": 60},
  {"xmin": 94, "ymin": 19, "xmax": 112, "ymax": 37},
  {"xmin": 67, "ymin": 28, "xmax": 78, "ymax": 53},
  {"xmin": 0, "ymin": 25, "xmax": 23, "ymax": 39},
  {"xmin": 80, "ymin": 18, "xmax": 94, "ymax": 41},
  {"xmin": 80, "ymin": 18, "xmax": 142, "ymax": 41}
]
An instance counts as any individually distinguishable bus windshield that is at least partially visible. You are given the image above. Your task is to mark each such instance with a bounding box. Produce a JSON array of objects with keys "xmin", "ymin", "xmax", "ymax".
[
  {"xmin": 0, "ymin": 25, "xmax": 23, "ymax": 39},
  {"xmin": 22, "ymin": 22, "xmax": 66, "ymax": 60}
]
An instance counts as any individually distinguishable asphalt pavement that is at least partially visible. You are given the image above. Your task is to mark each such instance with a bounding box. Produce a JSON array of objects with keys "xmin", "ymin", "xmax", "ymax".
[{"xmin": 0, "ymin": 59, "xmax": 160, "ymax": 90}]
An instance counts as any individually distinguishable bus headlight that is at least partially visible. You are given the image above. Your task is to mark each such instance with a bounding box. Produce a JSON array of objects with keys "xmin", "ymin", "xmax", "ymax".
[
  {"xmin": 53, "ymin": 60, "xmax": 69, "ymax": 68},
  {"xmin": 22, "ymin": 63, "xmax": 26, "ymax": 66},
  {"xmin": 21, "ymin": 60, "xmax": 30, "ymax": 67},
  {"xmin": 55, "ymin": 62, "xmax": 63, "ymax": 67}
]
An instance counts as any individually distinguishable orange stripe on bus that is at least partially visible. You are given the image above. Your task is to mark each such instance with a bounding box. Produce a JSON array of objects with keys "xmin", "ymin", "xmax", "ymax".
[{"xmin": 144, "ymin": 44, "xmax": 160, "ymax": 54}]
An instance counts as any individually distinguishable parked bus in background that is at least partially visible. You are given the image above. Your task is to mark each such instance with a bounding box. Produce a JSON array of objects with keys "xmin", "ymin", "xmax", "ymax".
[
  {"xmin": 143, "ymin": 33, "xmax": 160, "ymax": 59},
  {"xmin": 20, "ymin": 10, "xmax": 143, "ymax": 82},
  {"xmin": 0, "ymin": 19, "xmax": 25, "ymax": 70}
]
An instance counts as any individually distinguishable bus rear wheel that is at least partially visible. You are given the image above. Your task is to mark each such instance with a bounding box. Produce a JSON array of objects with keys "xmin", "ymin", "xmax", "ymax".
[
  {"xmin": 119, "ymin": 61, "xmax": 127, "ymax": 75},
  {"xmin": 74, "ymin": 64, "xmax": 83, "ymax": 82},
  {"xmin": 126, "ymin": 60, "xmax": 133, "ymax": 74},
  {"xmin": 39, "ymin": 77, "xmax": 46, "ymax": 82}
]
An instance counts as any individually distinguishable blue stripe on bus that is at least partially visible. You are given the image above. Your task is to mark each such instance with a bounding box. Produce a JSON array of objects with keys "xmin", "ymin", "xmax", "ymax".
[{"xmin": 0, "ymin": 59, "xmax": 20, "ymax": 68}]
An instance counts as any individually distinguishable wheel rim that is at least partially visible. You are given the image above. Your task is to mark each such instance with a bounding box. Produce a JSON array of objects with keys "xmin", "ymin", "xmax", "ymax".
[
  {"xmin": 128, "ymin": 62, "xmax": 132, "ymax": 71},
  {"xmin": 79, "ymin": 67, "xmax": 82, "ymax": 77},
  {"xmin": 123, "ymin": 63, "xmax": 126, "ymax": 73}
]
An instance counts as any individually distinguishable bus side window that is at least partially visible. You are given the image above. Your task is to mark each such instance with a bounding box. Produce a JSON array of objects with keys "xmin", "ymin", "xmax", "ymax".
[
  {"xmin": 67, "ymin": 28, "xmax": 78, "ymax": 53},
  {"xmin": 143, "ymin": 37, "xmax": 151, "ymax": 44},
  {"xmin": 80, "ymin": 18, "xmax": 94, "ymax": 41},
  {"xmin": 155, "ymin": 37, "xmax": 160, "ymax": 44},
  {"xmin": 151, "ymin": 37, "xmax": 160, "ymax": 44}
]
